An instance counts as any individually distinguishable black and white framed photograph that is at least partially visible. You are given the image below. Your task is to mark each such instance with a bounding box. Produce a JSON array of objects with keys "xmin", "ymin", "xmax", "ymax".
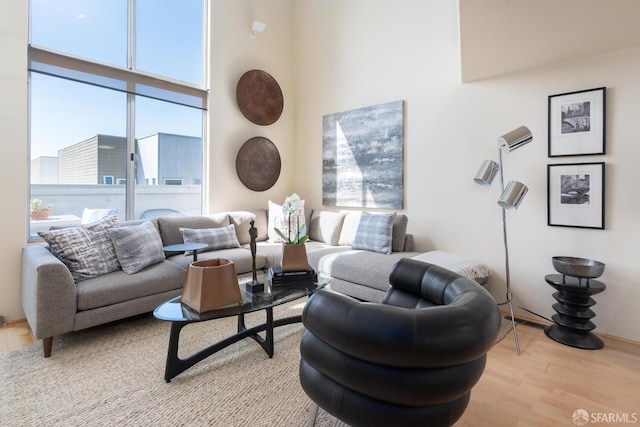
[
  {"xmin": 548, "ymin": 87, "xmax": 606, "ymax": 157},
  {"xmin": 547, "ymin": 162, "xmax": 605, "ymax": 229}
]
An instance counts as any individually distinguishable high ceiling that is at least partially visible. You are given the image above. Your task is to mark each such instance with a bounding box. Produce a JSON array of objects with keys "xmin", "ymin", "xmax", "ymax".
[{"xmin": 459, "ymin": 0, "xmax": 640, "ymax": 82}]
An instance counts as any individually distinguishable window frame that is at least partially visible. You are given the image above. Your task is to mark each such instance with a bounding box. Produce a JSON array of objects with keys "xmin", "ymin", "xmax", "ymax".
[{"xmin": 27, "ymin": 0, "xmax": 209, "ymax": 227}]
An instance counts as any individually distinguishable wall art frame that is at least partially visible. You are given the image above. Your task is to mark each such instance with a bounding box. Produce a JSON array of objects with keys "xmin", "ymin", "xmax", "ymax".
[
  {"xmin": 547, "ymin": 162, "xmax": 605, "ymax": 229},
  {"xmin": 548, "ymin": 87, "xmax": 606, "ymax": 157},
  {"xmin": 322, "ymin": 100, "xmax": 404, "ymax": 209}
]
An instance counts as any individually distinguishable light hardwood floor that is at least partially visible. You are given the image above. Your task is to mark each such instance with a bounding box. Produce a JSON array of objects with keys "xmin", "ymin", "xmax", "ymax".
[
  {"xmin": 459, "ymin": 319, "xmax": 640, "ymax": 427},
  {"xmin": 1, "ymin": 317, "xmax": 638, "ymax": 426}
]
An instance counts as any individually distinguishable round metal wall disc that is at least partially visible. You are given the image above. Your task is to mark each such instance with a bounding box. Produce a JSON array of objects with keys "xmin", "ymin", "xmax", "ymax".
[
  {"xmin": 236, "ymin": 70, "xmax": 284, "ymax": 126},
  {"xmin": 235, "ymin": 137, "xmax": 281, "ymax": 191}
]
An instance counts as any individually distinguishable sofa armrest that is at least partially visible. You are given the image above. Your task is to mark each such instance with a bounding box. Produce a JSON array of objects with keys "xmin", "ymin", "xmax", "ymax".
[
  {"xmin": 21, "ymin": 245, "xmax": 77, "ymax": 339},
  {"xmin": 410, "ymin": 251, "xmax": 491, "ymax": 284}
]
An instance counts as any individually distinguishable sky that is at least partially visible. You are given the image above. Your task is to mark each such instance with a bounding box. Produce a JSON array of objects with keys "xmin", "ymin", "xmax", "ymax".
[{"xmin": 29, "ymin": 0, "xmax": 205, "ymax": 158}]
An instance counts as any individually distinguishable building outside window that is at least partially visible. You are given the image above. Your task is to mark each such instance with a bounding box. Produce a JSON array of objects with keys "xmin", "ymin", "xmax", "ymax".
[{"xmin": 28, "ymin": 0, "xmax": 208, "ymax": 238}]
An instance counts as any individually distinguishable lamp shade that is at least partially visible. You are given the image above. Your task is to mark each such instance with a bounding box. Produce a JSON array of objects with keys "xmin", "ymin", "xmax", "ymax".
[
  {"xmin": 498, "ymin": 181, "xmax": 528, "ymax": 210},
  {"xmin": 473, "ymin": 160, "xmax": 499, "ymax": 186},
  {"xmin": 498, "ymin": 126, "xmax": 533, "ymax": 152}
]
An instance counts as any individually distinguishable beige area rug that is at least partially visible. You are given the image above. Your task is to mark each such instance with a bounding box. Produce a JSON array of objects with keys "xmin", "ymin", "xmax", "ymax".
[
  {"xmin": 1, "ymin": 301, "xmax": 318, "ymax": 427},
  {"xmin": 1, "ymin": 305, "xmax": 514, "ymax": 427},
  {"xmin": 494, "ymin": 316, "xmax": 514, "ymax": 345}
]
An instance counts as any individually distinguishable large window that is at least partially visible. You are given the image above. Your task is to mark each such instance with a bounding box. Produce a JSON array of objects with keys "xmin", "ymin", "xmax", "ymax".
[{"xmin": 28, "ymin": 0, "xmax": 207, "ymax": 238}]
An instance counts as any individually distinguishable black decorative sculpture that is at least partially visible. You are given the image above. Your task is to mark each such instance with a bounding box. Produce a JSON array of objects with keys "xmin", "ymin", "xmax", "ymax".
[{"xmin": 246, "ymin": 220, "xmax": 264, "ymax": 293}]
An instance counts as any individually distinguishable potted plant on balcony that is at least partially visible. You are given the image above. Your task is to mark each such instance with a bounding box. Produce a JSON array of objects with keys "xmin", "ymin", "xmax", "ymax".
[
  {"xmin": 30, "ymin": 199, "xmax": 52, "ymax": 221},
  {"xmin": 274, "ymin": 193, "xmax": 309, "ymax": 272}
]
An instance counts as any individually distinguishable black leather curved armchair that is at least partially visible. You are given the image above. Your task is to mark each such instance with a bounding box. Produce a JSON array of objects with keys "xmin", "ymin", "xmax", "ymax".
[{"xmin": 299, "ymin": 258, "xmax": 501, "ymax": 427}]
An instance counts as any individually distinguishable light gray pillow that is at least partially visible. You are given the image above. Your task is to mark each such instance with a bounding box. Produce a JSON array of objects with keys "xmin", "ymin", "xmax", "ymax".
[
  {"xmin": 157, "ymin": 214, "xmax": 230, "ymax": 248},
  {"xmin": 179, "ymin": 224, "xmax": 241, "ymax": 252},
  {"xmin": 107, "ymin": 221, "xmax": 165, "ymax": 274},
  {"xmin": 309, "ymin": 210, "xmax": 345, "ymax": 245},
  {"xmin": 338, "ymin": 211, "xmax": 362, "ymax": 246},
  {"xmin": 38, "ymin": 213, "xmax": 120, "ymax": 282},
  {"xmin": 351, "ymin": 212, "xmax": 396, "ymax": 255}
]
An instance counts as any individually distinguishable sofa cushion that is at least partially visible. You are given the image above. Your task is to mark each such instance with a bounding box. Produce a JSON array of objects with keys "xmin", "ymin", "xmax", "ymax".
[
  {"xmin": 309, "ymin": 210, "xmax": 345, "ymax": 245},
  {"xmin": 268, "ymin": 199, "xmax": 306, "ymax": 243},
  {"xmin": 352, "ymin": 212, "xmax": 396, "ymax": 254},
  {"xmin": 76, "ymin": 260, "xmax": 186, "ymax": 311},
  {"xmin": 391, "ymin": 214, "xmax": 409, "ymax": 252},
  {"xmin": 228, "ymin": 210, "xmax": 269, "ymax": 244},
  {"xmin": 38, "ymin": 213, "xmax": 120, "ymax": 282},
  {"xmin": 107, "ymin": 221, "xmax": 166, "ymax": 274},
  {"xmin": 119, "ymin": 218, "xmax": 159, "ymax": 229},
  {"xmin": 338, "ymin": 211, "xmax": 362, "ymax": 246},
  {"xmin": 180, "ymin": 224, "xmax": 241, "ymax": 252},
  {"xmin": 310, "ymin": 248, "xmax": 421, "ymax": 292},
  {"xmin": 158, "ymin": 214, "xmax": 229, "ymax": 254}
]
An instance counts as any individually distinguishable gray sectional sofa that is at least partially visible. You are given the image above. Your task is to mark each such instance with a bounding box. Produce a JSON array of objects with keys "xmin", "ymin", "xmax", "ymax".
[{"xmin": 22, "ymin": 207, "xmax": 489, "ymax": 357}]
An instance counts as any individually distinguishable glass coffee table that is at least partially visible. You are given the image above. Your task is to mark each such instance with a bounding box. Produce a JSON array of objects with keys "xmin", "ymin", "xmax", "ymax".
[{"xmin": 153, "ymin": 273, "xmax": 329, "ymax": 382}]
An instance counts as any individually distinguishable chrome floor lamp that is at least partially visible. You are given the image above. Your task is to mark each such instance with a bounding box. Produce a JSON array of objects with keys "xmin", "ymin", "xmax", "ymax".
[{"xmin": 473, "ymin": 126, "xmax": 533, "ymax": 355}]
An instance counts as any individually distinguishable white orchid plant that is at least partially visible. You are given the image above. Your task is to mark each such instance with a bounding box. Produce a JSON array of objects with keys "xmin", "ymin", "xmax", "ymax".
[{"xmin": 274, "ymin": 193, "xmax": 308, "ymax": 245}]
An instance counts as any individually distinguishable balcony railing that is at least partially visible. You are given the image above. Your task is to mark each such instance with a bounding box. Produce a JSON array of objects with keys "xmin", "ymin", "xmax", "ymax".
[{"xmin": 29, "ymin": 184, "xmax": 201, "ymax": 239}]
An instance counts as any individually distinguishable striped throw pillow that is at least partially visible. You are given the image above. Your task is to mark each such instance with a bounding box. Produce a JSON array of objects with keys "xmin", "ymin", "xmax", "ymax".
[{"xmin": 179, "ymin": 224, "xmax": 241, "ymax": 252}]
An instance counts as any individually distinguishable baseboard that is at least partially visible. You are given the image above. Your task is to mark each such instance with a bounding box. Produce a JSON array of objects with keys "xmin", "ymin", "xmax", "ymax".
[
  {"xmin": 505, "ymin": 315, "xmax": 547, "ymax": 330},
  {"xmin": 500, "ymin": 309, "xmax": 551, "ymax": 327},
  {"xmin": 501, "ymin": 309, "xmax": 640, "ymax": 349}
]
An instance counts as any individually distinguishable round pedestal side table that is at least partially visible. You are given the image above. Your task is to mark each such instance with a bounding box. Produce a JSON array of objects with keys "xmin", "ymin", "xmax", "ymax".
[{"xmin": 544, "ymin": 274, "xmax": 606, "ymax": 350}]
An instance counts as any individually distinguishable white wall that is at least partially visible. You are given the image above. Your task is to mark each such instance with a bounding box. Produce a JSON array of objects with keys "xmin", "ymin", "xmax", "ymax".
[
  {"xmin": 0, "ymin": 2, "xmax": 28, "ymax": 323},
  {"xmin": 294, "ymin": 0, "xmax": 640, "ymax": 342},
  {"xmin": 208, "ymin": 0, "xmax": 296, "ymax": 212}
]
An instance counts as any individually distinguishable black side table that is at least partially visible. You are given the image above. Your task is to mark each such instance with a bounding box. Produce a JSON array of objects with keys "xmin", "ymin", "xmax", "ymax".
[
  {"xmin": 544, "ymin": 274, "xmax": 606, "ymax": 350},
  {"xmin": 163, "ymin": 243, "xmax": 208, "ymax": 261}
]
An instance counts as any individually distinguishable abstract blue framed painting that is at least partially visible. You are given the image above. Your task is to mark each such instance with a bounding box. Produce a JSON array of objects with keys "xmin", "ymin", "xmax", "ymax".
[{"xmin": 322, "ymin": 100, "xmax": 404, "ymax": 209}]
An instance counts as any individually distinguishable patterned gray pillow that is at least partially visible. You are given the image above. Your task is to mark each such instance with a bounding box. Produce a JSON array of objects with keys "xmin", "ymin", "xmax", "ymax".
[
  {"xmin": 351, "ymin": 212, "xmax": 396, "ymax": 254},
  {"xmin": 179, "ymin": 224, "xmax": 241, "ymax": 252},
  {"xmin": 107, "ymin": 221, "xmax": 165, "ymax": 274},
  {"xmin": 38, "ymin": 213, "xmax": 120, "ymax": 282}
]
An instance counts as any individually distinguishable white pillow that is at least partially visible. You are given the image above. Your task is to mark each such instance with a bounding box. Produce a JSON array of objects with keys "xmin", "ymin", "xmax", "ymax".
[
  {"xmin": 82, "ymin": 208, "xmax": 118, "ymax": 224},
  {"xmin": 268, "ymin": 199, "xmax": 306, "ymax": 243}
]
